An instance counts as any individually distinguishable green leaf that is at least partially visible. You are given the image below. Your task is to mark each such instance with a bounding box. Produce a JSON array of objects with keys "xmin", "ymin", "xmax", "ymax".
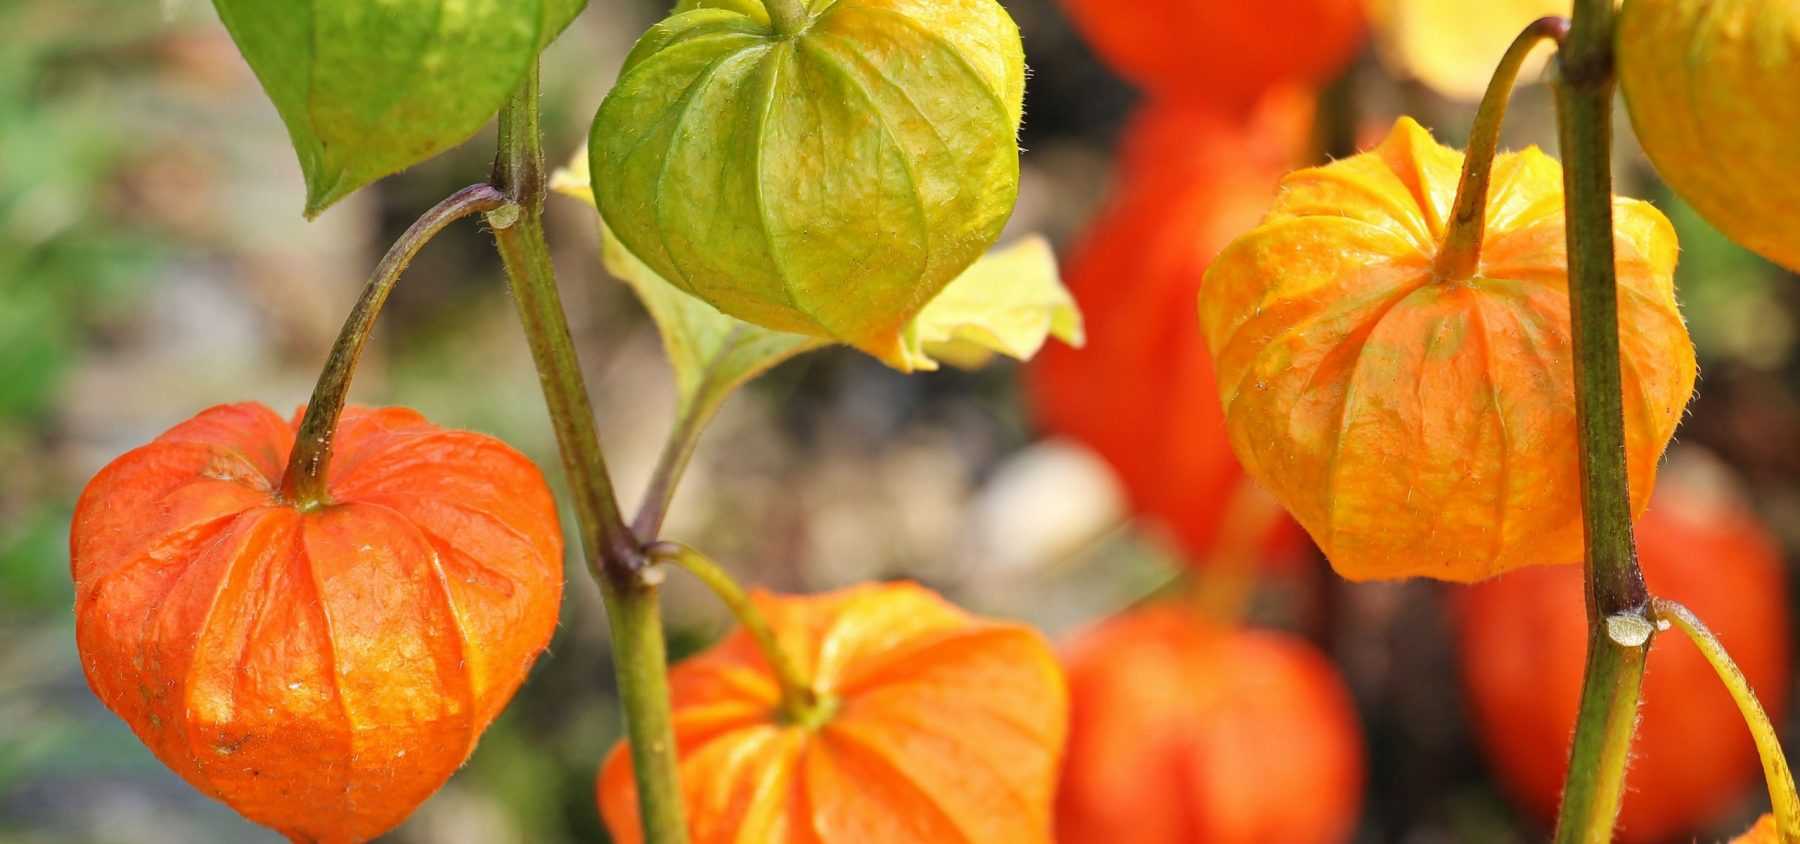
[
  {"xmin": 899, "ymin": 235, "xmax": 1084, "ymax": 371},
  {"xmin": 212, "ymin": 0, "xmax": 586, "ymax": 217}
]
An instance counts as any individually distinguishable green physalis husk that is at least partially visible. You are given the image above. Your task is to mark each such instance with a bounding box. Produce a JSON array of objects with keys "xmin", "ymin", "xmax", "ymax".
[{"xmin": 590, "ymin": 0, "xmax": 1026, "ymax": 370}]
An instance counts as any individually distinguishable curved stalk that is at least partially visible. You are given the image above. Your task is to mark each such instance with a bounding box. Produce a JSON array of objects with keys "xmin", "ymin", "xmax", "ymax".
[
  {"xmin": 1434, "ymin": 16, "xmax": 1570, "ymax": 282},
  {"xmin": 765, "ymin": 0, "xmax": 812, "ymax": 36},
  {"xmin": 279, "ymin": 183, "xmax": 506, "ymax": 509},
  {"xmin": 645, "ymin": 541, "xmax": 830, "ymax": 727},
  {"xmin": 491, "ymin": 63, "xmax": 688, "ymax": 844},
  {"xmin": 1550, "ymin": 1, "xmax": 1657, "ymax": 841},
  {"xmin": 633, "ymin": 328, "xmax": 790, "ymax": 538},
  {"xmin": 632, "ymin": 392, "xmax": 717, "ymax": 540},
  {"xmin": 1652, "ymin": 598, "xmax": 1800, "ymax": 842}
]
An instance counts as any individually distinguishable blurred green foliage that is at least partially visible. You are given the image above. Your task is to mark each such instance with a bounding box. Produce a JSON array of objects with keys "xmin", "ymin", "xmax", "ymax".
[
  {"xmin": 1657, "ymin": 185, "xmax": 1797, "ymax": 369},
  {"xmin": 0, "ymin": 4, "xmax": 156, "ymax": 424}
]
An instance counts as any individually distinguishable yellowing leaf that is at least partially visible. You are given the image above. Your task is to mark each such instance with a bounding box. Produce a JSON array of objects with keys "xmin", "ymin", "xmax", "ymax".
[
  {"xmin": 553, "ymin": 151, "xmax": 1081, "ymax": 406},
  {"xmin": 552, "ymin": 154, "xmax": 822, "ymax": 420},
  {"xmin": 899, "ymin": 236, "xmax": 1085, "ymax": 372},
  {"xmin": 1367, "ymin": 0, "xmax": 1570, "ymax": 100},
  {"xmin": 602, "ymin": 224, "xmax": 827, "ymax": 419}
]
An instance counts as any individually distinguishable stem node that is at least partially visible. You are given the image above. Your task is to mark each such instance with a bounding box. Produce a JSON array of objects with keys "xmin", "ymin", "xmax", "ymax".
[
  {"xmin": 486, "ymin": 203, "xmax": 522, "ymax": 231},
  {"xmin": 1604, "ymin": 612, "xmax": 1654, "ymax": 647},
  {"xmin": 1549, "ymin": 1, "xmax": 1656, "ymax": 841}
]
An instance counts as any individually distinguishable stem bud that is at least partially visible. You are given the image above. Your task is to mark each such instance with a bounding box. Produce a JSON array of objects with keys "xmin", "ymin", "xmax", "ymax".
[
  {"xmin": 1604, "ymin": 613, "xmax": 1653, "ymax": 647},
  {"xmin": 486, "ymin": 203, "xmax": 522, "ymax": 231}
]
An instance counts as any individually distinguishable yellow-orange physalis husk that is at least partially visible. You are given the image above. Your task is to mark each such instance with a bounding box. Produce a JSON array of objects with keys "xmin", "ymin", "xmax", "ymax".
[
  {"xmin": 1198, "ymin": 117, "xmax": 1696, "ymax": 582},
  {"xmin": 1618, "ymin": 0, "xmax": 1800, "ymax": 273},
  {"xmin": 597, "ymin": 582, "xmax": 1068, "ymax": 844}
]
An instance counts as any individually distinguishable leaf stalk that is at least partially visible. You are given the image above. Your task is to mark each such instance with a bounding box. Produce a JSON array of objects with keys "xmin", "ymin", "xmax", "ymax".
[
  {"xmin": 646, "ymin": 541, "xmax": 831, "ymax": 727},
  {"xmin": 1434, "ymin": 16, "xmax": 1570, "ymax": 282},
  {"xmin": 1652, "ymin": 598, "xmax": 1800, "ymax": 842},
  {"xmin": 280, "ymin": 183, "xmax": 506, "ymax": 508}
]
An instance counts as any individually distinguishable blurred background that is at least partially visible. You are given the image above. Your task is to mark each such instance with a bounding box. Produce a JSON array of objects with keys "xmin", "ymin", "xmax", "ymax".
[{"xmin": 3, "ymin": 0, "xmax": 1798, "ymax": 842}]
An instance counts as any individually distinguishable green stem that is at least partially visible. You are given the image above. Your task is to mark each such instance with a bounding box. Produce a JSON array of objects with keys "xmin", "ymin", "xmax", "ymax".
[
  {"xmin": 599, "ymin": 573, "xmax": 688, "ymax": 844},
  {"xmin": 279, "ymin": 183, "xmax": 506, "ymax": 509},
  {"xmin": 1434, "ymin": 16, "xmax": 1570, "ymax": 282},
  {"xmin": 1652, "ymin": 598, "xmax": 1800, "ymax": 842},
  {"xmin": 645, "ymin": 542, "xmax": 829, "ymax": 727},
  {"xmin": 1557, "ymin": 626, "xmax": 1650, "ymax": 843},
  {"xmin": 764, "ymin": 0, "xmax": 812, "ymax": 35},
  {"xmin": 490, "ymin": 63, "xmax": 688, "ymax": 844},
  {"xmin": 1550, "ymin": 2, "xmax": 1656, "ymax": 841}
]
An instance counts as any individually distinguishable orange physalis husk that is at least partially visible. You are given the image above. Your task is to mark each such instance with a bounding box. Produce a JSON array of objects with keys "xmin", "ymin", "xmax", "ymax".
[
  {"xmin": 1457, "ymin": 477, "xmax": 1790, "ymax": 842},
  {"xmin": 71, "ymin": 403, "xmax": 565, "ymax": 843},
  {"xmin": 1198, "ymin": 116, "xmax": 1696, "ymax": 582},
  {"xmin": 1029, "ymin": 93, "xmax": 1313, "ymax": 568},
  {"xmin": 597, "ymin": 582, "xmax": 1068, "ymax": 844},
  {"xmin": 1056, "ymin": 605, "xmax": 1364, "ymax": 844},
  {"xmin": 1058, "ymin": 0, "xmax": 1364, "ymax": 107}
]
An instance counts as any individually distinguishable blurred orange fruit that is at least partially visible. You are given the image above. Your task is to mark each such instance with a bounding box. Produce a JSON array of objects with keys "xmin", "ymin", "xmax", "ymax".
[
  {"xmin": 597, "ymin": 582, "xmax": 1068, "ymax": 844},
  {"xmin": 71, "ymin": 403, "xmax": 565, "ymax": 842},
  {"xmin": 1199, "ymin": 116, "xmax": 1696, "ymax": 582},
  {"xmin": 1029, "ymin": 94, "xmax": 1314, "ymax": 568},
  {"xmin": 1060, "ymin": 0, "xmax": 1365, "ymax": 105},
  {"xmin": 1056, "ymin": 605, "xmax": 1365, "ymax": 844},
  {"xmin": 1457, "ymin": 477, "xmax": 1791, "ymax": 842}
]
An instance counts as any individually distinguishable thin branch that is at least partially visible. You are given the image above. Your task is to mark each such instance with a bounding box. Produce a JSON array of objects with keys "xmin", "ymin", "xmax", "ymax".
[
  {"xmin": 1653, "ymin": 598, "xmax": 1800, "ymax": 842},
  {"xmin": 646, "ymin": 541, "xmax": 829, "ymax": 727},
  {"xmin": 1434, "ymin": 16, "xmax": 1570, "ymax": 282},
  {"xmin": 280, "ymin": 183, "xmax": 506, "ymax": 507}
]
